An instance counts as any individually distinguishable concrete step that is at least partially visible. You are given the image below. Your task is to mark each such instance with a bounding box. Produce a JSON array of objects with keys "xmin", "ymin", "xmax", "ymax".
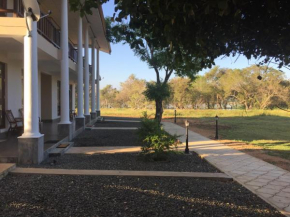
[
  {"xmin": 11, "ymin": 167, "xmax": 232, "ymax": 181},
  {"xmin": 48, "ymin": 142, "xmax": 74, "ymax": 157},
  {"xmin": 0, "ymin": 163, "xmax": 16, "ymax": 180},
  {"xmin": 96, "ymin": 117, "xmax": 104, "ymax": 122}
]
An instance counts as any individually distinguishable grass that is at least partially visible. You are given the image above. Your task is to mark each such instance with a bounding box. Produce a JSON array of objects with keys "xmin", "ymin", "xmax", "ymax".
[
  {"xmin": 203, "ymin": 115, "xmax": 290, "ymax": 160},
  {"xmin": 101, "ymin": 108, "xmax": 290, "ymax": 118},
  {"xmin": 101, "ymin": 108, "xmax": 290, "ymax": 161}
]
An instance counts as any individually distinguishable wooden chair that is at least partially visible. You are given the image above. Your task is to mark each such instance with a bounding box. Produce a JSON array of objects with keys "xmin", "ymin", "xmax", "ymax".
[
  {"xmin": 5, "ymin": 110, "xmax": 23, "ymax": 134},
  {"xmin": 70, "ymin": 109, "xmax": 76, "ymax": 120},
  {"xmin": 19, "ymin": 108, "xmax": 42, "ymax": 132}
]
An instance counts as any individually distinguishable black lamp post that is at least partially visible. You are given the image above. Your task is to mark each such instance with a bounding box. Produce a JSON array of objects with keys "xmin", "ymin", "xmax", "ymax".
[
  {"xmin": 185, "ymin": 119, "xmax": 189, "ymax": 154},
  {"xmin": 215, "ymin": 115, "xmax": 219, "ymax": 140},
  {"xmin": 174, "ymin": 109, "xmax": 177, "ymax": 123}
]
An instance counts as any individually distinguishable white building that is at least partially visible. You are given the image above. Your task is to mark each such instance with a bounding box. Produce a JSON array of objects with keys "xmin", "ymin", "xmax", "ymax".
[{"xmin": 0, "ymin": 0, "xmax": 111, "ymax": 164}]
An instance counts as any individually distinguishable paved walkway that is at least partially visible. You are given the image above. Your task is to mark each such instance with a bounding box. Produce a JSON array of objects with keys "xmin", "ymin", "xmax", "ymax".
[
  {"xmin": 162, "ymin": 122, "xmax": 290, "ymax": 217},
  {"xmin": 11, "ymin": 167, "xmax": 231, "ymax": 180}
]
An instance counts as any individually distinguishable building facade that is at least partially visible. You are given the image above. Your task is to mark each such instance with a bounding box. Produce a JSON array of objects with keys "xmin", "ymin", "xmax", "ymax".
[{"xmin": 0, "ymin": 0, "xmax": 111, "ymax": 164}]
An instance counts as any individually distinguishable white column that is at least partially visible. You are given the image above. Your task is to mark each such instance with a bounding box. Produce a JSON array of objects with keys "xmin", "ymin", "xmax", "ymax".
[
  {"xmin": 59, "ymin": 0, "xmax": 70, "ymax": 124},
  {"xmin": 84, "ymin": 24, "xmax": 90, "ymax": 115},
  {"xmin": 72, "ymin": 83, "xmax": 76, "ymax": 111},
  {"xmin": 77, "ymin": 16, "xmax": 84, "ymax": 118},
  {"xmin": 22, "ymin": 16, "xmax": 41, "ymax": 137},
  {"xmin": 91, "ymin": 39, "xmax": 96, "ymax": 112},
  {"xmin": 96, "ymin": 48, "xmax": 100, "ymax": 112}
]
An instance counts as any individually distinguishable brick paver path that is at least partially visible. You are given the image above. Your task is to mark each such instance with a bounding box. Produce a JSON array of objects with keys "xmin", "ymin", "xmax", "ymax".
[{"xmin": 162, "ymin": 122, "xmax": 290, "ymax": 217}]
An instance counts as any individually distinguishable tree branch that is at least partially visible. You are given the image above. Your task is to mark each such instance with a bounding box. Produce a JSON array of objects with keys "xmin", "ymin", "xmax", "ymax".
[{"xmin": 164, "ymin": 69, "xmax": 174, "ymax": 83}]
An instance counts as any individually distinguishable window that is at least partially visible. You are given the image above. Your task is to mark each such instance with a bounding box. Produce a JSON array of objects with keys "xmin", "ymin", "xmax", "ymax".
[{"xmin": 0, "ymin": 62, "xmax": 5, "ymax": 128}]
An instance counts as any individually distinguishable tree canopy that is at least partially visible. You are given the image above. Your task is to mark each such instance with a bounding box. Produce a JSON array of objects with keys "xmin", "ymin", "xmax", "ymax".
[
  {"xmin": 69, "ymin": 0, "xmax": 290, "ymax": 70},
  {"xmin": 100, "ymin": 65, "xmax": 289, "ymax": 111}
]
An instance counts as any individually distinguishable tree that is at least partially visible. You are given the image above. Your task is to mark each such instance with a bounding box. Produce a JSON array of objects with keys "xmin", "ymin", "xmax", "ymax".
[
  {"xmin": 218, "ymin": 65, "xmax": 287, "ymax": 110},
  {"xmin": 100, "ymin": 85, "xmax": 118, "ymax": 108},
  {"xmin": 118, "ymin": 74, "xmax": 147, "ymax": 109},
  {"xmin": 248, "ymin": 66, "xmax": 287, "ymax": 109},
  {"xmin": 168, "ymin": 77, "xmax": 191, "ymax": 109},
  {"xmin": 204, "ymin": 66, "xmax": 228, "ymax": 108},
  {"xmin": 107, "ymin": 20, "xmax": 201, "ymax": 122},
  {"xmin": 70, "ymin": 0, "xmax": 290, "ymax": 70}
]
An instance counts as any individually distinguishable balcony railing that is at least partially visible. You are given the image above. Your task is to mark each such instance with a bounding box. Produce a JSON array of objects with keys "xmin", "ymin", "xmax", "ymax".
[{"xmin": 0, "ymin": 0, "xmax": 78, "ymax": 63}]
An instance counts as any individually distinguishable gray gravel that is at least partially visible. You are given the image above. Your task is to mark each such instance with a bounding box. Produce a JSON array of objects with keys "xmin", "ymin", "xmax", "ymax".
[
  {"xmin": 21, "ymin": 152, "xmax": 220, "ymax": 173},
  {"xmin": 73, "ymin": 130, "xmax": 143, "ymax": 147},
  {"xmin": 0, "ymin": 174, "xmax": 282, "ymax": 217}
]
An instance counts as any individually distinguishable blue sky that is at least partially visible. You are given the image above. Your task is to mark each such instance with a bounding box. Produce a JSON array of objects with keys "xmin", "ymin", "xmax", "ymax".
[{"xmin": 99, "ymin": 0, "xmax": 290, "ymax": 89}]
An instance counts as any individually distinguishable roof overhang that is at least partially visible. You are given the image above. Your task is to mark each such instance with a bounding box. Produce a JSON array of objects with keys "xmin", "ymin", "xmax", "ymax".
[{"xmin": 38, "ymin": 0, "xmax": 111, "ymax": 54}]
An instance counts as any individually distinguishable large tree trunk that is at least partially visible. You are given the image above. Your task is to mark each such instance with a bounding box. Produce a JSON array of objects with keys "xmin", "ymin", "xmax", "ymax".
[{"xmin": 155, "ymin": 99, "xmax": 163, "ymax": 123}]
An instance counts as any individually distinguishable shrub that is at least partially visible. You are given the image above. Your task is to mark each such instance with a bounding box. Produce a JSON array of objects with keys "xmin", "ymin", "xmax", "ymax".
[{"xmin": 137, "ymin": 112, "xmax": 180, "ymax": 161}]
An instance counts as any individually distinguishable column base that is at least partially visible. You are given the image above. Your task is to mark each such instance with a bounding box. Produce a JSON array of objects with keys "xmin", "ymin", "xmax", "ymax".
[
  {"xmin": 58, "ymin": 123, "xmax": 73, "ymax": 141},
  {"xmin": 96, "ymin": 110, "xmax": 101, "ymax": 117},
  {"xmin": 75, "ymin": 117, "xmax": 85, "ymax": 130},
  {"xmin": 18, "ymin": 135, "xmax": 44, "ymax": 164},
  {"xmin": 84, "ymin": 115, "xmax": 91, "ymax": 124},
  {"xmin": 91, "ymin": 112, "xmax": 97, "ymax": 120}
]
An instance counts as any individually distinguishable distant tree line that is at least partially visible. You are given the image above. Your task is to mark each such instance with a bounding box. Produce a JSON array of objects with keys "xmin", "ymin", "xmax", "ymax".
[{"xmin": 101, "ymin": 65, "xmax": 290, "ymax": 110}]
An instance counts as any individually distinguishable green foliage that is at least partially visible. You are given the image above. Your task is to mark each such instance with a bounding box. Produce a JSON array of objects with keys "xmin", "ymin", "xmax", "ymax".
[
  {"xmin": 107, "ymin": 16, "xmax": 201, "ymax": 120},
  {"xmin": 100, "ymin": 85, "xmax": 118, "ymax": 108},
  {"xmin": 137, "ymin": 112, "xmax": 161, "ymax": 141},
  {"xmin": 112, "ymin": 0, "xmax": 290, "ymax": 69},
  {"xmin": 137, "ymin": 112, "xmax": 180, "ymax": 161},
  {"xmin": 168, "ymin": 77, "xmax": 191, "ymax": 109},
  {"xmin": 70, "ymin": 0, "xmax": 290, "ymax": 70},
  {"xmin": 68, "ymin": 0, "xmax": 105, "ymax": 17},
  {"xmin": 143, "ymin": 82, "xmax": 170, "ymax": 102}
]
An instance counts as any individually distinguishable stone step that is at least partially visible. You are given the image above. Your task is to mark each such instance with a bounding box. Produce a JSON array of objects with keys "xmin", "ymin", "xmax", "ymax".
[
  {"xmin": 48, "ymin": 142, "xmax": 74, "ymax": 157},
  {"xmin": 0, "ymin": 163, "xmax": 16, "ymax": 180},
  {"xmin": 11, "ymin": 167, "xmax": 233, "ymax": 181}
]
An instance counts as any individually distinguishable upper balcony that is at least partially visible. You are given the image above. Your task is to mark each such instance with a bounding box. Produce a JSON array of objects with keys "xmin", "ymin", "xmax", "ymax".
[{"xmin": 0, "ymin": 0, "xmax": 78, "ymax": 63}]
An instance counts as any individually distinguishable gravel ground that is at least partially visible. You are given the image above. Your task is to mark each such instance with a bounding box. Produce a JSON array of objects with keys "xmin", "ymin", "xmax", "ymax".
[
  {"xmin": 73, "ymin": 130, "xmax": 143, "ymax": 147},
  {"xmin": 94, "ymin": 121, "xmax": 141, "ymax": 128},
  {"xmin": 21, "ymin": 152, "xmax": 220, "ymax": 173},
  {"xmin": 0, "ymin": 174, "xmax": 282, "ymax": 217}
]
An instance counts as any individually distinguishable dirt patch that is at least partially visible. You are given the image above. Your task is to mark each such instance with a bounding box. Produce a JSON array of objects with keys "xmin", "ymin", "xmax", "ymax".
[{"xmin": 163, "ymin": 118, "xmax": 290, "ymax": 172}]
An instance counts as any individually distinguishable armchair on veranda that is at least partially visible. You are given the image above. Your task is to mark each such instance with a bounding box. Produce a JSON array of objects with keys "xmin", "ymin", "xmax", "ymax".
[{"xmin": 5, "ymin": 110, "xmax": 23, "ymax": 134}]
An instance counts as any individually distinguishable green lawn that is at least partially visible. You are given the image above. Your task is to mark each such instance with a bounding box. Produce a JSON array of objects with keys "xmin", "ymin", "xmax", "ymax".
[
  {"xmin": 101, "ymin": 108, "xmax": 290, "ymax": 118},
  {"xmin": 101, "ymin": 108, "xmax": 290, "ymax": 161},
  {"xmin": 197, "ymin": 115, "xmax": 290, "ymax": 160}
]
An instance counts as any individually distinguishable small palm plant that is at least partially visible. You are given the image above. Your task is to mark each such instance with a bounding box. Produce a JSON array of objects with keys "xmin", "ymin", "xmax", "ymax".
[{"xmin": 137, "ymin": 112, "xmax": 181, "ymax": 161}]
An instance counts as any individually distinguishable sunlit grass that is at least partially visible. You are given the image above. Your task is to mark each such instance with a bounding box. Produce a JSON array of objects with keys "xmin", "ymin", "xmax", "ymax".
[
  {"xmin": 101, "ymin": 108, "xmax": 290, "ymax": 161},
  {"xmin": 101, "ymin": 108, "xmax": 290, "ymax": 118}
]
